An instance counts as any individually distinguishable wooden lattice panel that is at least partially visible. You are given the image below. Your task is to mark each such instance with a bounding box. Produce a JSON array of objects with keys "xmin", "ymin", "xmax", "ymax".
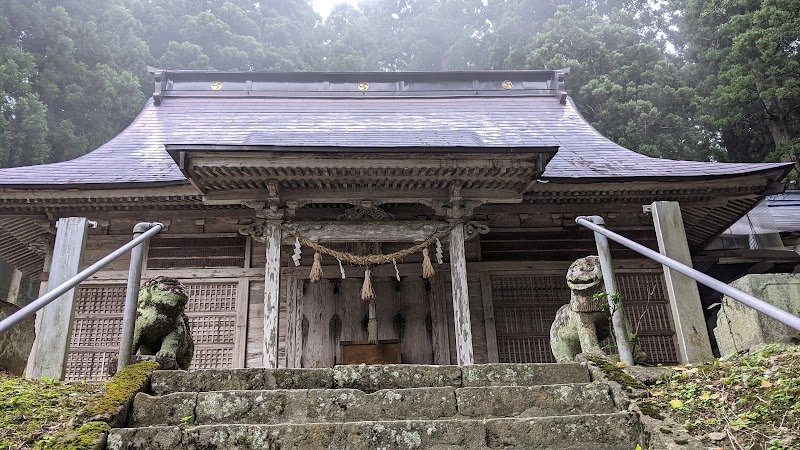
[
  {"xmin": 492, "ymin": 271, "xmax": 678, "ymax": 365},
  {"xmin": 147, "ymin": 236, "xmax": 245, "ymax": 269},
  {"xmin": 66, "ymin": 281, "xmax": 242, "ymax": 381}
]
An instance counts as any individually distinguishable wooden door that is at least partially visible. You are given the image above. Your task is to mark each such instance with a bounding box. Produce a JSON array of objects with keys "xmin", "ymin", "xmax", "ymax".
[{"xmin": 298, "ymin": 276, "xmax": 435, "ymax": 367}]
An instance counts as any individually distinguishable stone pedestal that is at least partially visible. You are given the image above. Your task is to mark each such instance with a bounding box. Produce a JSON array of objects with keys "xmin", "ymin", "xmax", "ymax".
[{"xmin": 714, "ymin": 274, "xmax": 800, "ymax": 356}]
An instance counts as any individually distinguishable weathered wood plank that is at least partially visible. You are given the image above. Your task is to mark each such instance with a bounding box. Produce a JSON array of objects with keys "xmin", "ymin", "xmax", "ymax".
[
  {"xmin": 283, "ymin": 276, "xmax": 300, "ymax": 368},
  {"xmin": 280, "ymin": 221, "xmax": 448, "ymax": 244},
  {"xmin": 468, "ymin": 278, "xmax": 487, "ymax": 364},
  {"xmin": 300, "ymin": 281, "xmax": 336, "ymax": 368},
  {"xmin": 449, "ymin": 224, "xmax": 474, "ymax": 366},
  {"xmin": 263, "ymin": 221, "xmax": 282, "ymax": 368},
  {"xmin": 86, "ymin": 268, "xmax": 265, "ymax": 282},
  {"xmin": 651, "ymin": 201, "xmax": 713, "ymax": 363},
  {"xmin": 29, "ymin": 217, "xmax": 89, "ymax": 380},
  {"xmin": 246, "ymin": 281, "xmax": 264, "ymax": 368},
  {"xmin": 375, "ymin": 279, "xmax": 400, "ymax": 342},
  {"xmin": 430, "ymin": 271, "xmax": 451, "ymax": 365},
  {"xmin": 335, "ymin": 279, "xmax": 368, "ymax": 364},
  {"xmin": 399, "ymin": 277, "xmax": 433, "ymax": 364},
  {"xmin": 480, "ymin": 271, "xmax": 499, "ymax": 363},
  {"xmin": 233, "ymin": 278, "xmax": 249, "ymax": 368}
]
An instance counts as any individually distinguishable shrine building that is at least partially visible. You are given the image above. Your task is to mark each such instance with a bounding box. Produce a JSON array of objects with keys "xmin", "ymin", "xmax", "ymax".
[{"xmin": 0, "ymin": 69, "xmax": 793, "ymax": 380}]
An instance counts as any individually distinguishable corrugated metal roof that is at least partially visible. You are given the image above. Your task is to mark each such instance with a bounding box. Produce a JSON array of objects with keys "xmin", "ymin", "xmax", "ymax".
[
  {"xmin": 0, "ymin": 70, "xmax": 791, "ymax": 188},
  {"xmin": 767, "ymin": 191, "xmax": 800, "ymax": 232}
]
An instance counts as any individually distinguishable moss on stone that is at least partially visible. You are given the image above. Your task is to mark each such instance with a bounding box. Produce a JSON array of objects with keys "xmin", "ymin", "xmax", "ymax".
[
  {"xmin": 38, "ymin": 421, "xmax": 111, "ymax": 450},
  {"xmin": 0, "ymin": 373, "xmax": 102, "ymax": 449},
  {"xmin": 636, "ymin": 401, "xmax": 665, "ymax": 420},
  {"xmin": 585, "ymin": 355, "xmax": 646, "ymax": 390},
  {"xmin": 83, "ymin": 361, "xmax": 158, "ymax": 419}
]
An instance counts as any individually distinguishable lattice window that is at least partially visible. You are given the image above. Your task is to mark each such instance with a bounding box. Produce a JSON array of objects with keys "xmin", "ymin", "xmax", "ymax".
[
  {"xmin": 492, "ymin": 272, "xmax": 678, "ymax": 365},
  {"xmin": 66, "ymin": 281, "xmax": 241, "ymax": 381},
  {"xmin": 147, "ymin": 236, "xmax": 246, "ymax": 269}
]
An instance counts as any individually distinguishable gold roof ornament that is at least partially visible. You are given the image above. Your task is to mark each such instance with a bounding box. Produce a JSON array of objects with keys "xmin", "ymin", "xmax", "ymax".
[
  {"xmin": 210, "ymin": 81, "xmax": 223, "ymax": 91},
  {"xmin": 357, "ymin": 82, "xmax": 369, "ymax": 92},
  {"xmin": 502, "ymin": 80, "xmax": 513, "ymax": 90}
]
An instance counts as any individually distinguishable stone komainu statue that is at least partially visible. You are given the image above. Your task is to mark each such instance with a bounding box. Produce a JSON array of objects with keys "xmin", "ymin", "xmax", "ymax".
[
  {"xmin": 549, "ymin": 256, "xmax": 611, "ymax": 363},
  {"xmin": 132, "ymin": 276, "xmax": 194, "ymax": 370}
]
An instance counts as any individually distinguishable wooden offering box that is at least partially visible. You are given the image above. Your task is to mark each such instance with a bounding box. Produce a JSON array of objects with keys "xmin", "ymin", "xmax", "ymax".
[{"xmin": 341, "ymin": 340, "xmax": 401, "ymax": 365}]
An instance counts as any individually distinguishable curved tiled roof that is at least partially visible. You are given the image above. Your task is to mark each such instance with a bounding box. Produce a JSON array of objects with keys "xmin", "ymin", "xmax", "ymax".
[{"xmin": 0, "ymin": 70, "xmax": 790, "ymax": 188}]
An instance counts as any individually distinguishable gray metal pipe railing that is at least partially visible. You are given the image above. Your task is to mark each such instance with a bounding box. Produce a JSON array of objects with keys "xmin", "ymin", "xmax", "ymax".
[
  {"xmin": 584, "ymin": 216, "xmax": 634, "ymax": 365},
  {"xmin": 117, "ymin": 223, "xmax": 157, "ymax": 371},
  {"xmin": 0, "ymin": 223, "xmax": 163, "ymax": 335},
  {"xmin": 576, "ymin": 216, "xmax": 800, "ymax": 331}
]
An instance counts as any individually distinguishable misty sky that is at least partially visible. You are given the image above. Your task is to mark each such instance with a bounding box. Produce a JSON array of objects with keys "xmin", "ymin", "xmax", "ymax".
[{"xmin": 311, "ymin": 0, "xmax": 360, "ymax": 18}]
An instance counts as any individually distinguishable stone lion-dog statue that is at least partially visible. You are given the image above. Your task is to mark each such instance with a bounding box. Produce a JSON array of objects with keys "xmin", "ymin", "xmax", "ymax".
[
  {"xmin": 132, "ymin": 276, "xmax": 194, "ymax": 370},
  {"xmin": 549, "ymin": 256, "xmax": 611, "ymax": 363}
]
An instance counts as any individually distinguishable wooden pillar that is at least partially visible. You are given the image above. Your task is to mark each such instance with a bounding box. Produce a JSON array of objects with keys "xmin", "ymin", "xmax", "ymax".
[
  {"xmin": 651, "ymin": 201, "xmax": 713, "ymax": 363},
  {"xmin": 449, "ymin": 224, "xmax": 474, "ymax": 365},
  {"xmin": 29, "ymin": 217, "xmax": 89, "ymax": 380},
  {"xmin": 26, "ymin": 246, "xmax": 53, "ymax": 377},
  {"xmin": 6, "ymin": 269, "xmax": 23, "ymax": 305},
  {"xmin": 263, "ymin": 221, "xmax": 282, "ymax": 368}
]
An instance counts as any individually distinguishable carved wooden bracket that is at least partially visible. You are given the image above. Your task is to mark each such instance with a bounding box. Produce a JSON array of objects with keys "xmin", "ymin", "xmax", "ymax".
[{"xmin": 338, "ymin": 205, "xmax": 395, "ymax": 221}]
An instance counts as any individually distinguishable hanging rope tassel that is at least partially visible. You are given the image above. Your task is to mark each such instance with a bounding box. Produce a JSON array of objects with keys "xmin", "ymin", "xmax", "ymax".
[
  {"xmin": 309, "ymin": 251, "xmax": 323, "ymax": 282},
  {"xmin": 361, "ymin": 267, "xmax": 375, "ymax": 300},
  {"xmin": 422, "ymin": 247, "xmax": 435, "ymax": 279}
]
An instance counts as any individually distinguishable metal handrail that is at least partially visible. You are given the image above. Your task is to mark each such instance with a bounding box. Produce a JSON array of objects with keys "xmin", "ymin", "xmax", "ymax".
[
  {"xmin": 576, "ymin": 216, "xmax": 800, "ymax": 331},
  {"xmin": 0, "ymin": 223, "xmax": 163, "ymax": 335}
]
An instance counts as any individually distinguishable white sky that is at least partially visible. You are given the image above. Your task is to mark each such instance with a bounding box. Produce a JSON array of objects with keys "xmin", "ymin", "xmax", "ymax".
[{"xmin": 311, "ymin": 0, "xmax": 361, "ymax": 19}]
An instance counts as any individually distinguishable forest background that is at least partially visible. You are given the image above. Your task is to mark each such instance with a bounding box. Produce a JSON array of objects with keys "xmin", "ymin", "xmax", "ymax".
[{"xmin": 0, "ymin": 0, "xmax": 798, "ymax": 292}]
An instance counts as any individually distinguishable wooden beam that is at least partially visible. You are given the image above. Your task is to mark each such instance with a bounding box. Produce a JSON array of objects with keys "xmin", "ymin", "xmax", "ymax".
[
  {"xmin": 29, "ymin": 217, "xmax": 89, "ymax": 380},
  {"xmin": 449, "ymin": 224, "xmax": 474, "ymax": 365},
  {"xmin": 281, "ymin": 221, "xmax": 448, "ymax": 244},
  {"xmin": 263, "ymin": 221, "xmax": 282, "ymax": 369}
]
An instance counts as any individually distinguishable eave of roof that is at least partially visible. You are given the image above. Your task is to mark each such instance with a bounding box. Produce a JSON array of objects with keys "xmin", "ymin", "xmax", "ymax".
[{"xmin": 0, "ymin": 69, "xmax": 792, "ymax": 190}]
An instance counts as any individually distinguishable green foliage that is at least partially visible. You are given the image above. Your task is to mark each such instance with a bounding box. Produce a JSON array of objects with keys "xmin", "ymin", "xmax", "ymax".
[
  {"xmin": 669, "ymin": 0, "xmax": 800, "ymax": 162},
  {"xmin": 640, "ymin": 344, "xmax": 800, "ymax": 449},
  {"xmin": 0, "ymin": 0, "xmax": 795, "ymax": 167}
]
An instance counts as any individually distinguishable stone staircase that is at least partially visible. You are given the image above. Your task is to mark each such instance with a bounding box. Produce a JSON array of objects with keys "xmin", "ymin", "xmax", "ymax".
[{"xmin": 105, "ymin": 363, "xmax": 646, "ymax": 449}]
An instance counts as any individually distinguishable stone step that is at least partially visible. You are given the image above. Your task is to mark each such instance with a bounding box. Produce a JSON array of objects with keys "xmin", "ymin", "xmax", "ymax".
[
  {"xmin": 108, "ymin": 413, "xmax": 644, "ymax": 450},
  {"xmin": 149, "ymin": 363, "xmax": 590, "ymax": 395},
  {"xmin": 130, "ymin": 383, "xmax": 615, "ymax": 427}
]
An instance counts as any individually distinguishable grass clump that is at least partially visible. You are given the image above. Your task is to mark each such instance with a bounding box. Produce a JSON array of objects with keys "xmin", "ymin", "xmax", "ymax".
[
  {"xmin": 639, "ymin": 344, "xmax": 800, "ymax": 449},
  {"xmin": 0, "ymin": 373, "xmax": 101, "ymax": 449}
]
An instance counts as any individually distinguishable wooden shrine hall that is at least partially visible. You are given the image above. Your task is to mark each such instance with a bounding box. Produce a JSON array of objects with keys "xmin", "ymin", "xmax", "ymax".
[{"xmin": 0, "ymin": 69, "xmax": 794, "ymax": 380}]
